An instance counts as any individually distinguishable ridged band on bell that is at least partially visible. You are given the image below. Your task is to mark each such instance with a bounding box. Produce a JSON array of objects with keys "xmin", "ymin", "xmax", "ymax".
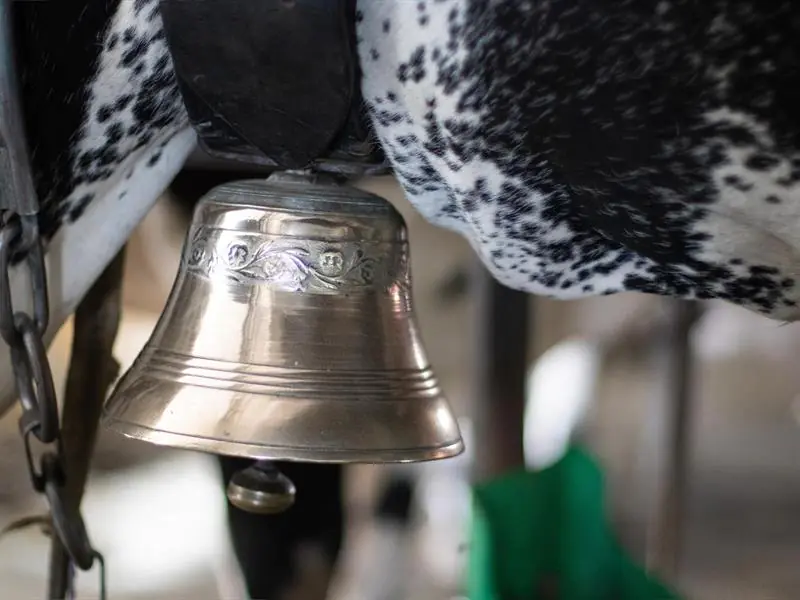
[{"xmin": 102, "ymin": 173, "xmax": 464, "ymax": 463}]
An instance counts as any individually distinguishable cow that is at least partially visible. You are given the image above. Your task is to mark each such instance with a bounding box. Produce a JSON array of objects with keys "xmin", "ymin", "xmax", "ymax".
[
  {"xmin": 358, "ymin": 0, "xmax": 800, "ymax": 321},
  {"xmin": 5, "ymin": 0, "xmax": 800, "ymax": 597}
]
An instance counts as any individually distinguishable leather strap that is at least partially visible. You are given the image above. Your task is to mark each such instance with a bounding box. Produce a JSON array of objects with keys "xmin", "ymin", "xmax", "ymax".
[{"xmin": 159, "ymin": 0, "xmax": 380, "ymax": 172}]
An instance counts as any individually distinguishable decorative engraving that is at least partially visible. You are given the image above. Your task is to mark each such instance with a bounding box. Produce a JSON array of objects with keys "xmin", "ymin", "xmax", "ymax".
[
  {"xmin": 226, "ymin": 243, "xmax": 250, "ymax": 268},
  {"xmin": 318, "ymin": 250, "xmax": 345, "ymax": 277},
  {"xmin": 188, "ymin": 236, "xmax": 207, "ymax": 268},
  {"xmin": 184, "ymin": 226, "xmax": 400, "ymax": 293}
]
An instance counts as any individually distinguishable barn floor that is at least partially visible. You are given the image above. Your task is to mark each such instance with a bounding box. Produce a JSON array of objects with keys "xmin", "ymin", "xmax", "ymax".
[{"xmin": 1, "ymin": 177, "xmax": 800, "ymax": 599}]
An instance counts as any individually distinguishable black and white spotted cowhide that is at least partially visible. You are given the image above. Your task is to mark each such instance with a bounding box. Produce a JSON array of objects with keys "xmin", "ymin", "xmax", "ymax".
[{"xmin": 359, "ymin": 0, "xmax": 800, "ymax": 320}]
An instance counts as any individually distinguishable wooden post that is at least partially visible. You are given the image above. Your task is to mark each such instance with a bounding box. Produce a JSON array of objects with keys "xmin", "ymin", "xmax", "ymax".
[
  {"xmin": 646, "ymin": 299, "xmax": 702, "ymax": 580},
  {"xmin": 48, "ymin": 248, "xmax": 126, "ymax": 599},
  {"xmin": 470, "ymin": 260, "xmax": 531, "ymax": 482}
]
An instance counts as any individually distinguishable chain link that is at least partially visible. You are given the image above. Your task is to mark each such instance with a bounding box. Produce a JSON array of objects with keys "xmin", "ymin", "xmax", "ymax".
[{"xmin": 0, "ymin": 212, "xmax": 106, "ymax": 598}]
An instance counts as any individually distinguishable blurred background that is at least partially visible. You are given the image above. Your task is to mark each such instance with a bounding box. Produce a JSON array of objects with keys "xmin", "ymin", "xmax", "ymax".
[{"xmin": 2, "ymin": 174, "xmax": 800, "ymax": 599}]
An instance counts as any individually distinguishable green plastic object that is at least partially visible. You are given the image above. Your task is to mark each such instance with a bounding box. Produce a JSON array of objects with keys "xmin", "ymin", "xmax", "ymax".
[{"xmin": 467, "ymin": 446, "xmax": 682, "ymax": 600}]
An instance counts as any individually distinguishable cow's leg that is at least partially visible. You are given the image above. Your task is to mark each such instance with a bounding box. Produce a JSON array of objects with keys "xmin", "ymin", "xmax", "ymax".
[{"xmin": 218, "ymin": 457, "xmax": 344, "ymax": 600}]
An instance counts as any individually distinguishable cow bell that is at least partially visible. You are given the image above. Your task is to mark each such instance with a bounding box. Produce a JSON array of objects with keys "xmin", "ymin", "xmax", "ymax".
[{"xmin": 102, "ymin": 172, "xmax": 464, "ymax": 464}]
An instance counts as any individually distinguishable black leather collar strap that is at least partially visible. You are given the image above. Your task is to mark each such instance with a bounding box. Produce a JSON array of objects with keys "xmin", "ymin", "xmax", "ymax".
[{"xmin": 159, "ymin": 0, "xmax": 385, "ymax": 173}]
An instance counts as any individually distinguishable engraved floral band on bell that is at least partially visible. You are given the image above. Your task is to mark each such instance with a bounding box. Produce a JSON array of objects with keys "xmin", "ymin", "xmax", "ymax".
[
  {"xmin": 185, "ymin": 207, "xmax": 399, "ymax": 293},
  {"xmin": 102, "ymin": 172, "xmax": 464, "ymax": 463}
]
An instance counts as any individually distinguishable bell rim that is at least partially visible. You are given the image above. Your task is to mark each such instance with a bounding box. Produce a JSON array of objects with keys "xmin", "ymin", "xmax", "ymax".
[{"xmin": 101, "ymin": 414, "xmax": 465, "ymax": 464}]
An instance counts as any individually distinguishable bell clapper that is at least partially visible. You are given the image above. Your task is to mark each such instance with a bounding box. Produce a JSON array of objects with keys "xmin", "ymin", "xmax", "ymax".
[{"xmin": 226, "ymin": 460, "xmax": 297, "ymax": 515}]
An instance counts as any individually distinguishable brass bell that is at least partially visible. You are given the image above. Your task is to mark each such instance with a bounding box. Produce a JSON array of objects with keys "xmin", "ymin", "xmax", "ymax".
[{"xmin": 102, "ymin": 172, "xmax": 463, "ymax": 463}]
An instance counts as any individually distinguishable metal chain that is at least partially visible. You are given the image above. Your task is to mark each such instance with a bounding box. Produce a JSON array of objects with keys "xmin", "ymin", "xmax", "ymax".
[{"xmin": 0, "ymin": 212, "xmax": 106, "ymax": 599}]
